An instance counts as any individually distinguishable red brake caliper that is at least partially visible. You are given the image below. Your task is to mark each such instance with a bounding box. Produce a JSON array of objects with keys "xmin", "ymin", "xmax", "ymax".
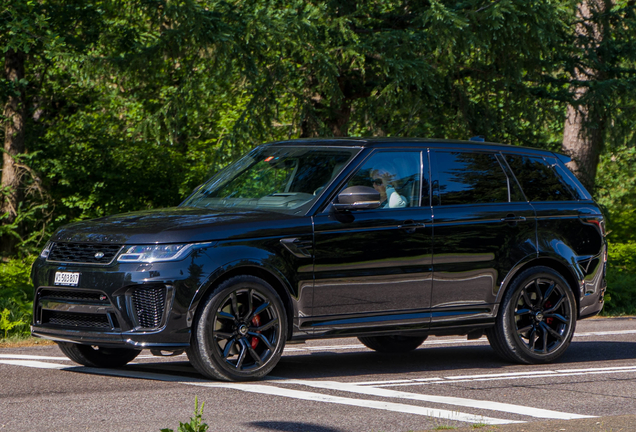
[
  {"xmin": 544, "ymin": 301, "xmax": 554, "ymax": 325},
  {"xmin": 250, "ymin": 314, "xmax": 261, "ymax": 349}
]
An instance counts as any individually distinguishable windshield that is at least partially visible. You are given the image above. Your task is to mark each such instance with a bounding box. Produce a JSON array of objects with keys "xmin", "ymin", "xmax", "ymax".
[{"xmin": 181, "ymin": 146, "xmax": 359, "ymax": 214}]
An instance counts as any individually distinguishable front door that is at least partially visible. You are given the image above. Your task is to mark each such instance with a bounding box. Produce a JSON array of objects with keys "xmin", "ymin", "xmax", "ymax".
[{"xmin": 310, "ymin": 150, "xmax": 433, "ymax": 333}]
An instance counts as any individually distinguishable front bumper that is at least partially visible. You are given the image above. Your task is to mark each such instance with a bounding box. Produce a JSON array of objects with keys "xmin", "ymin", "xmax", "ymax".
[{"xmin": 30, "ymin": 256, "xmax": 205, "ymax": 349}]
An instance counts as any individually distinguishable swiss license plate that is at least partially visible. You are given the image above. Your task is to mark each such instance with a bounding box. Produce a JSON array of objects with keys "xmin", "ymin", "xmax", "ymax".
[{"xmin": 54, "ymin": 271, "xmax": 80, "ymax": 286}]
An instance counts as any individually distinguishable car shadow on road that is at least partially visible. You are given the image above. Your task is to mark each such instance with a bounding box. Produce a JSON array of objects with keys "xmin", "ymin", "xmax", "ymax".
[
  {"xmin": 248, "ymin": 421, "xmax": 345, "ymax": 432},
  {"xmin": 267, "ymin": 339, "xmax": 636, "ymax": 380},
  {"xmin": 112, "ymin": 338, "xmax": 636, "ymax": 383}
]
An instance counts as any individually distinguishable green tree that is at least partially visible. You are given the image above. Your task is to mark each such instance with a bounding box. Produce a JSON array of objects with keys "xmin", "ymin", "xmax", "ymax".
[{"xmin": 2, "ymin": 0, "xmax": 636, "ymax": 259}]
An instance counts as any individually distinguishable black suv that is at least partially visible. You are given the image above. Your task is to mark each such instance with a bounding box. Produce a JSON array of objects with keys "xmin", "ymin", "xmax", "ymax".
[{"xmin": 31, "ymin": 138, "xmax": 606, "ymax": 381}]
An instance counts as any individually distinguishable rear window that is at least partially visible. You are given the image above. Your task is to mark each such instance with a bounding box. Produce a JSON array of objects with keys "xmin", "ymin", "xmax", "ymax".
[{"xmin": 505, "ymin": 154, "xmax": 578, "ymax": 201}]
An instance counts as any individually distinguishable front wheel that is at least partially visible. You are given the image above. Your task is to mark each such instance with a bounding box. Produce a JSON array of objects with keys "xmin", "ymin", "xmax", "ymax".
[
  {"xmin": 187, "ymin": 275, "xmax": 287, "ymax": 381},
  {"xmin": 57, "ymin": 342, "xmax": 141, "ymax": 368},
  {"xmin": 487, "ymin": 266, "xmax": 576, "ymax": 364},
  {"xmin": 358, "ymin": 335, "xmax": 427, "ymax": 353}
]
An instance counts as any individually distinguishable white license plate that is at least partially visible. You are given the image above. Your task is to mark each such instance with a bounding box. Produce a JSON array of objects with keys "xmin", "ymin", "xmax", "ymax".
[{"xmin": 54, "ymin": 272, "xmax": 80, "ymax": 286}]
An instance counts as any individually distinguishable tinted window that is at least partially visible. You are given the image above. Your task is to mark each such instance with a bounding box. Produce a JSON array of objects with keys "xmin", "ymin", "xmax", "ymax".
[
  {"xmin": 505, "ymin": 154, "xmax": 577, "ymax": 202},
  {"xmin": 550, "ymin": 159, "xmax": 587, "ymax": 200},
  {"xmin": 183, "ymin": 146, "xmax": 358, "ymax": 213},
  {"xmin": 434, "ymin": 151, "xmax": 509, "ymax": 205},
  {"xmin": 346, "ymin": 151, "xmax": 423, "ymax": 208}
]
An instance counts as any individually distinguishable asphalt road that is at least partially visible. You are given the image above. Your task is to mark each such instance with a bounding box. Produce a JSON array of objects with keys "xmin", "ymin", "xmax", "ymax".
[{"xmin": 2, "ymin": 317, "xmax": 636, "ymax": 432}]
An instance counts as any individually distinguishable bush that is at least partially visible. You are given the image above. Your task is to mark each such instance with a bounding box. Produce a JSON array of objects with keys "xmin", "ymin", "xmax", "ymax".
[
  {"xmin": 602, "ymin": 241, "xmax": 636, "ymax": 316},
  {"xmin": 0, "ymin": 256, "xmax": 36, "ymax": 339}
]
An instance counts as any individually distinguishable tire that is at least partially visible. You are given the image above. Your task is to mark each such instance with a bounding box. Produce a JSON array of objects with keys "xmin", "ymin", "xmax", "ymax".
[
  {"xmin": 487, "ymin": 266, "xmax": 577, "ymax": 364},
  {"xmin": 358, "ymin": 335, "xmax": 427, "ymax": 353},
  {"xmin": 57, "ymin": 342, "xmax": 141, "ymax": 368},
  {"xmin": 186, "ymin": 275, "xmax": 287, "ymax": 381}
]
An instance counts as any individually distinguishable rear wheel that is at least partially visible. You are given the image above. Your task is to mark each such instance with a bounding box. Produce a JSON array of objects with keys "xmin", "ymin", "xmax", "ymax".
[
  {"xmin": 487, "ymin": 266, "xmax": 576, "ymax": 364},
  {"xmin": 57, "ymin": 342, "xmax": 141, "ymax": 368},
  {"xmin": 187, "ymin": 275, "xmax": 287, "ymax": 381},
  {"xmin": 358, "ymin": 335, "xmax": 427, "ymax": 353}
]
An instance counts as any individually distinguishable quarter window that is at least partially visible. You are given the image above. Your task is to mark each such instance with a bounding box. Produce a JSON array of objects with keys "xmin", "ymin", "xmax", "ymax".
[{"xmin": 505, "ymin": 155, "xmax": 577, "ymax": 202}]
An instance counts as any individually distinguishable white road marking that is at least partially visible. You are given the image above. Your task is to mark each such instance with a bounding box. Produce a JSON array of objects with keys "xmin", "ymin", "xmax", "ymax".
[
  {"xmin": 0, "ymin": 360, "xmax": 70, "ymax": 369},
  {"xmin": 0, "ymin": 354, "xmax": 70, "ymax": 361},
  {"xmin": 188, "ymin": 382, "xmax": 523, "ymax": 425},
  {"xmin": 446, "ymin": 371, "xmax": 558, "ymax": 380},
  {"xmin": 281, "ymin": 379, "xmax": 593, "ymax": 420},
  {"xmin": 556, "ymin": 365, "xmax": 636, "ymax": 373},
  {"xmin": 0, "ymin": 359, "xmax": 520, "ymax": 424},
  {"xmin": 353, "ymin": 364, "xmax": 636, "ymax": 387},
  {"xmin": 0, "ymin": 359, "xmax": 212, "ymax": 382},
  {"xmin": 576, "ymin": 329, "xmax": 636, "ymax": 337},
  {"xmin": 136, "ymin": 353, "xmax": 187, "ymax": 359},
  {"xmin": 2, "ymin": 327, "xmax": 635, "ymax": 425}
]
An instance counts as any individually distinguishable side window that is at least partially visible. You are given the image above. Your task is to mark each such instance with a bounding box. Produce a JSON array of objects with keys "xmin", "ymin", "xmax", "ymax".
[
  {"xmin": 549, "ymin": 158, "xmax": 587, "ymax": 200},
  {"xmin": 433, "ymin": 151, "xmax": 509, "ymax": 205},
  {"xmin": 345, "ymin": 151, "xmax": 423, "ymax": 209},
  {"xmin": 505, "ymin": 154, "xmax": 577, "ymax": 202}
]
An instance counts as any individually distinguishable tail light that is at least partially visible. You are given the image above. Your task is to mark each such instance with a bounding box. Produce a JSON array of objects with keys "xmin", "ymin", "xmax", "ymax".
[{"xmin": 580, "ymin": 217, "xmax": 606, "ymax": 237}]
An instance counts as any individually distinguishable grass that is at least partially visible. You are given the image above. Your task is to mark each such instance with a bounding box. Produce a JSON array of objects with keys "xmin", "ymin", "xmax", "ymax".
[{"xmin": 0, "ymin": 335, "xmax": 55, "ymax": 348}]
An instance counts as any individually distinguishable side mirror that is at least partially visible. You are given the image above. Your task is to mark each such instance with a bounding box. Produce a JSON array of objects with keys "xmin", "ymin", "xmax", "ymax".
[{"xmin": 333, "ymin": 186, "xmax": 381, "ymax": 211}]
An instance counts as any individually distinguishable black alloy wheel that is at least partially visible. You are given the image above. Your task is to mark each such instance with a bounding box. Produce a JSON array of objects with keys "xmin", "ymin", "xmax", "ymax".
[
  {"xmin": 487, "ymin": 266, "xmax": 576, "ymax": 364},
  {"xmin": 57, "ymin": 342, "xmax": 141, "ymax": 368},
  {"xmin": 358, "ymin": 335, "xmax": 428, "ymax": 353},
  {"xmin": 187, "ymin": 275, "xmax": 287, "ymax": 381}
]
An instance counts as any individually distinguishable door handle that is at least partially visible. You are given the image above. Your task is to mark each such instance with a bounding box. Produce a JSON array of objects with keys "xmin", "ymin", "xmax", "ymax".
[
  {"xmin": 399, "ymin": 220, "xmax": 425, "ymax": 234},
  {"xmin": 500, "ymin": 215, "xmax": 527, "ymax": 223}
]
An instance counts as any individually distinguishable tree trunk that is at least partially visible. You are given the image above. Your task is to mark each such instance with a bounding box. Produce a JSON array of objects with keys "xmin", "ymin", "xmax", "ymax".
[
  {"xmin": 1, "ymin": 49, "xmax": 26, "ymax": 257},
  {"xmin": 561, "ymin": 0, "xmax": 611, "ymax": 192}
]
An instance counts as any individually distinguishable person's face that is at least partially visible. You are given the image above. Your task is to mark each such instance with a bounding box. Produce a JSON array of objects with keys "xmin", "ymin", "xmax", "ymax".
[{"xmin": 371, "ymin": 169, "xmax": 388, "ymax": 198}]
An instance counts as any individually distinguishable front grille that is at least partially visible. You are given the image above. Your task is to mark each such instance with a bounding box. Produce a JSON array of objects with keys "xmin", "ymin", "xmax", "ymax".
[
  {"xmin": 132, "ymin": 286, "xmax": 167, "ymax": 329},
  {"xmin": 39, "ymin": 289, "xmax": 106, "ymax": 302},
  {"xmin": 48, "ymin": 243, "xmax": 122, "ymax": 265},
  {"xmin": 42, "ymin": 311, "xmax": 112, "ymax": 329}
]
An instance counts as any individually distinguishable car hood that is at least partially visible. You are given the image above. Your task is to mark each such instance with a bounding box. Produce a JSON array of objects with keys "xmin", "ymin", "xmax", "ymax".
[{"xmin": 51, "ymin": 207, "xmax": 311, "ymax": 244}]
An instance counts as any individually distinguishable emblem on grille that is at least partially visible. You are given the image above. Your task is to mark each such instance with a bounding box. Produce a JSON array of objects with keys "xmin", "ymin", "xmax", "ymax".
[{"xmin": 94, "ymin": 252, "xmax": 105, "ymax": 259}]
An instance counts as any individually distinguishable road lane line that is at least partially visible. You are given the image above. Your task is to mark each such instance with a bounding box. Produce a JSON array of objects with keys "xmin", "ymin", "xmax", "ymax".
[
  {"xmin": 446, "ymin": 371, "xmax": 558, "ymax": 380},
  {"xmin": 0, "ymin": 360, "xmax": 70, "ymax": 369},
  {"xmin": 576, "ymin": 330, "xmax": 636, "ymax": 337},
  {"xmin": 281, "ymin": 380, "xmax": 593, "ymax": 420},
  {"xmin": 353, "ymin": 364, "xmax": 636, "ymax": 387},
  {"xmin": 187, "ymin": 382, "xmax": 523, "ymax": 425},
  {"xmin": 0, "ymin": 359, "xmax": 212, "ymax": 382},
  {"xmin": 0, "ymin": 359, "xmax": 522, "ymax": 425},
  {"xmin": 352, "ymin": 379, "xmax": 416, "ymax": 385},
  {"xmin": 0, "ymin": 354, "xmax": 71, "ymax": 361},
  {"xmin": 556, "ymin": 366, "xmax": 636, "ymax": 373}
]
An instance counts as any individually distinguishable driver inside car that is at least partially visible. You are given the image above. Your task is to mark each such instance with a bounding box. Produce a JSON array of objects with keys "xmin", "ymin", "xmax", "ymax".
[{"xmin": 370, "ymin": 163, "xmax": 407, "ymax": 208}]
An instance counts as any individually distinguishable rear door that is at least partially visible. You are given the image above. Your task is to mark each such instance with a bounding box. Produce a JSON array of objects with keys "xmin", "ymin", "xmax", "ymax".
[{"xmin": 429, "ymin": 150, "xmax": 536, "ymax": 330}]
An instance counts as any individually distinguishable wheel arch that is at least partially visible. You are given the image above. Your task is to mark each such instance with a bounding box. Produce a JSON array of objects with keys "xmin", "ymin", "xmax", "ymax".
[
  {"xmin": 188, "ymin": 261, "xmax": 296, "ymax": 341},
  {"xmin": 496, "ymin": 256, "xmax": 583, "ymax": 319}
]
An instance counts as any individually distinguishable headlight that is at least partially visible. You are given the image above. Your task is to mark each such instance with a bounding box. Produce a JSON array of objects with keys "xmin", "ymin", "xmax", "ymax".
[
  {"xmin": 117, "ymin": 243, "xmax": 211, "ymax": 263},
  {"xmin": 40, "ymin": 242, "xmax": 53, "ymax": 259}
]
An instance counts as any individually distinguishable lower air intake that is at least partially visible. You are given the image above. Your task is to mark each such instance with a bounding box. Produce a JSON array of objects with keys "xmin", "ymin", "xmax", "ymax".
[
  {"xmin": 132, "ymin": 285, "xmax": 167, "ymax": 329},
  {"xmin": 43, "ymin": 311, "xmax": 112, "ymax": 329}
]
